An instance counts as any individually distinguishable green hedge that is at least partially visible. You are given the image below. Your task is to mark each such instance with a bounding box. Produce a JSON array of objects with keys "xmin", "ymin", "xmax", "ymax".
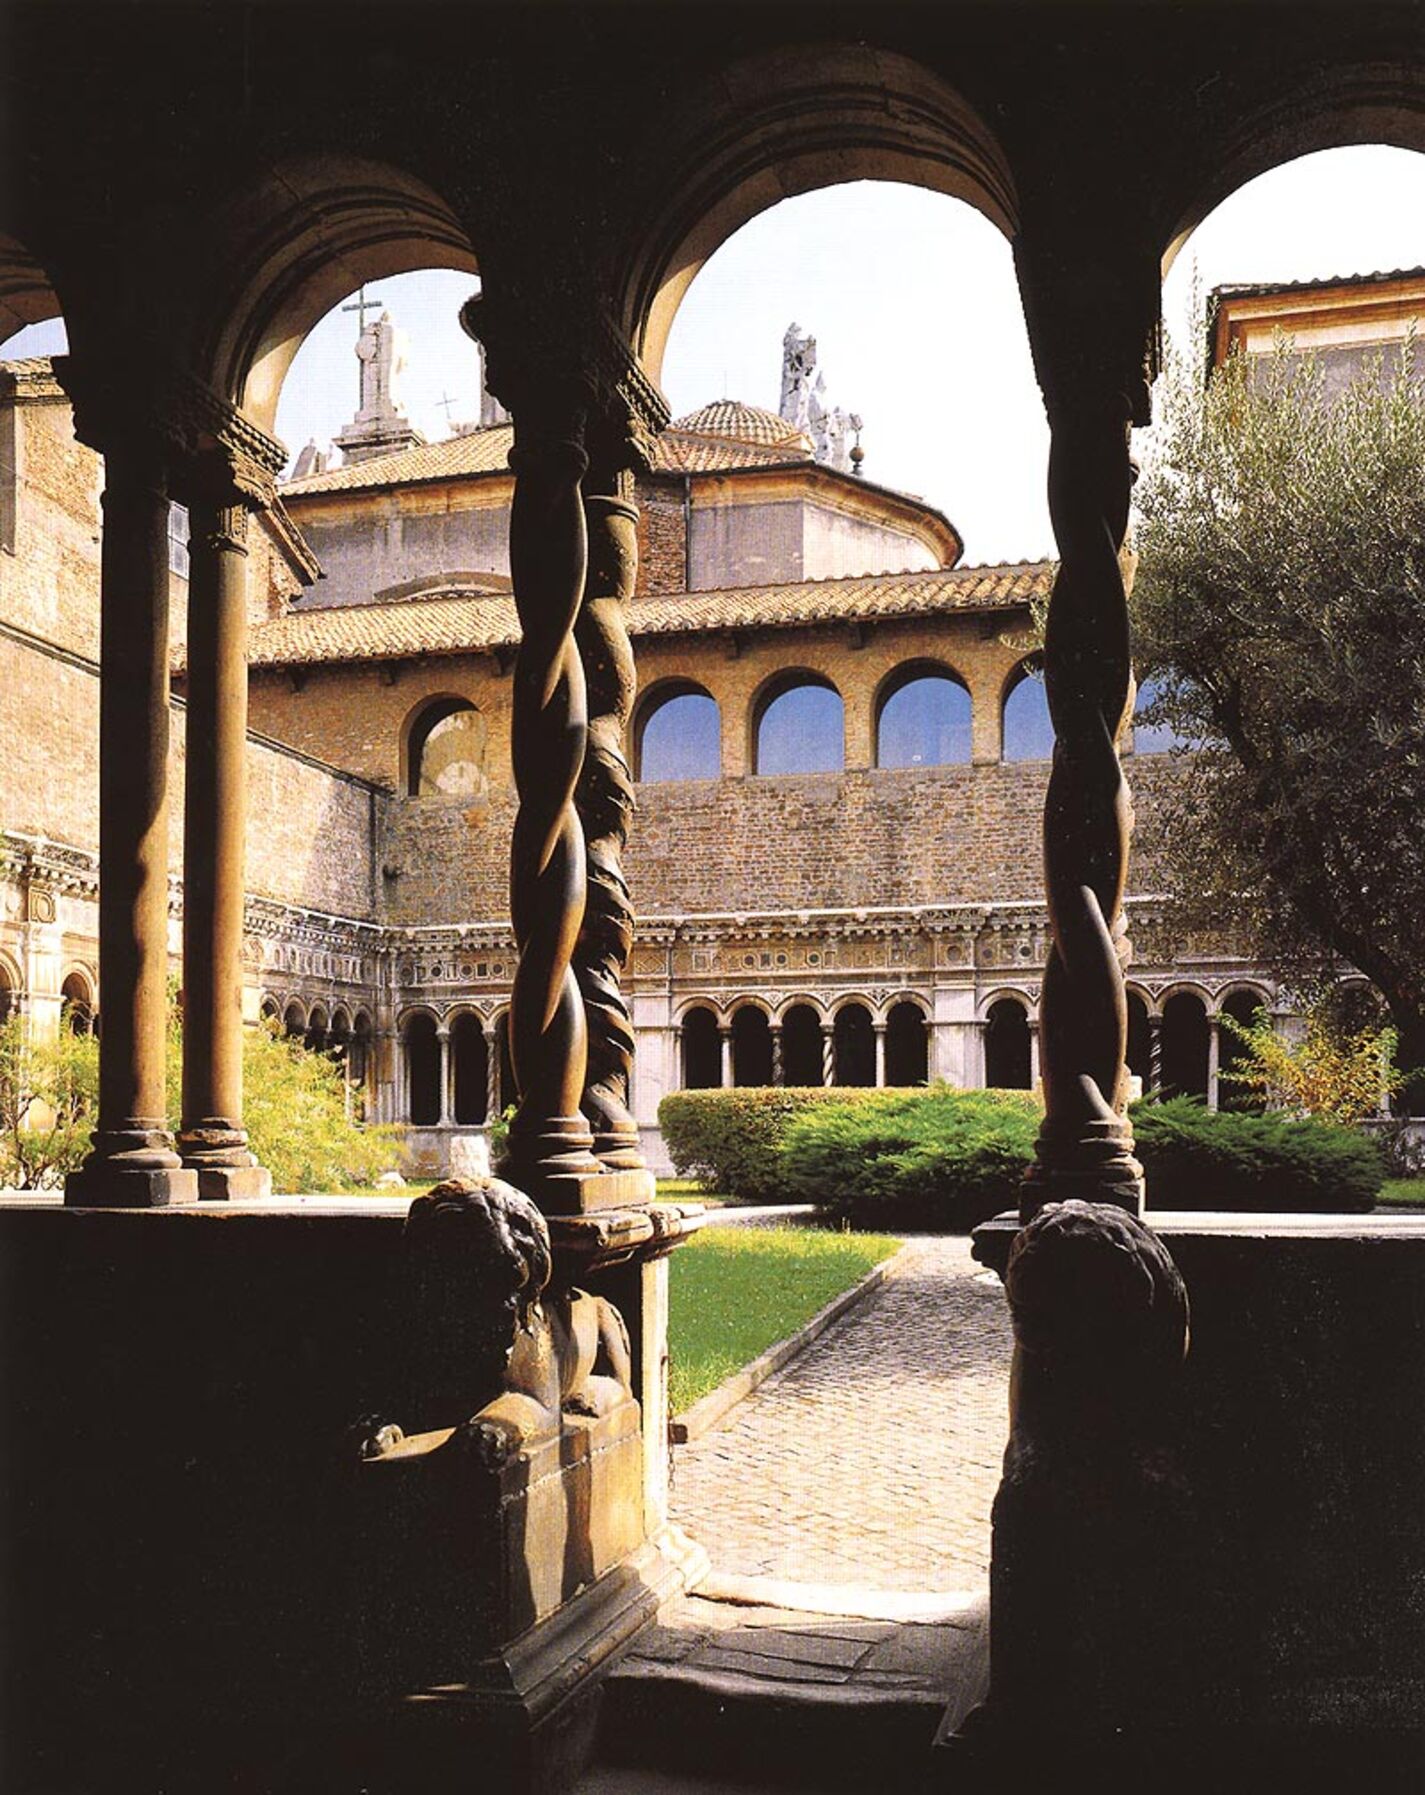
[
  {"xmin": 1131, "ymin": 1096, "xmax": 1383, "ymax": 1213},
  {"xmin": 660, "ymin": 1084, "xmax": 1385, "ymax": 1219},
  {"xmin": 659, "ymin": 1087, "xmax": 857, "ymax": 1202},
  {"xmin": 778, "ymin": 1086, "xmax": 1041, "ymax": 1229}
]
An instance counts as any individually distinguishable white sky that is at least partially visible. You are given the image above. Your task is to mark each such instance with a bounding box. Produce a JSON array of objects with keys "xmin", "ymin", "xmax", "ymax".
[{"xmin": 4, "ymin": 145, "xmax": 1421, "ymax": 565}]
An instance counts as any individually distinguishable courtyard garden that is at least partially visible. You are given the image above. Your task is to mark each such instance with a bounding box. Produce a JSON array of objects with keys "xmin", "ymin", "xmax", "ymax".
[{"xmin": 666, "ymin": 1223, "xmax": 900, "ymax": 1414}]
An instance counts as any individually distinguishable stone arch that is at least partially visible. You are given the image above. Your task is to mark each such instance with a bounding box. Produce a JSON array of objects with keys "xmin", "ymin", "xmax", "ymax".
[
  {"xmin": 730, "ymin": 1002, "xmax": 774, "ymax": 1087},
  {"xmin": 1159, "ymin": 67, "xmax": 1425, "ymax": 279},
  {"xmin": 304, "ymin": 1004, "xmax": 329, "ymax": 1052},
  {"xmin": 1160, "ymin": 989, "xmax": 1211, "ymax": 1102},
  {"xmin": 751, "ymin": 668, "xmax": 844, "ymax": 775},
  {"xmin": 874, "ymin": 659, "xmax": 972, "ymax": 769},
  {"xmin": 634, "ymin": 679, "xmax": 721, "ymax": 783},
  {"xmin": 832, "ymin": 1000, "xmax": 875, "ymax": 1087},
  {"xmin": 1125, "ymin": 986, "xmax": 1155, "ymax": 1095},
  {"xmin": 622, "ymin": 45, "xmax": 1019, "ymax": 381},
  {"xmin": 402, "ymin": 1009, "xmax": 441, "ymax": 1127},
  {"xmin": 780, "ymin": 1000, "xmax": 825, "ymax": 1088},
  {"xmin": 679, "ymin": 1003, "xmax": 721, "ymax": 1091},
  {"xmin": 984, "ymin": 993, "xmax": 1032, "ymax": 1091},
  {"xmin": 0, "ymin": 950, "xmax": 22, "ymax": 1024},
  {"xmin": 1216, "ymin": 986, "xmax": 1271, "ymax": 1114},
  {"xmin": 0, "ymin": 231, "xmax": 66, "ymax": 344},
  {"xmin": 60, "ymin": 968, "xmax": 96, "ymax": 1036},
  {"xmin": 187, "ymin": 153, "xmax": 480, "ymax": 431},
  {"xmin": 402, "ymin": 694, "xmax": 484, "ymax": 798},
  {"xmin": 1001, "ymin": 655, "xmax": 1054, "ymax": 763},
  {"xmin": 450, "ymin": 1009, "xmax": 489, "ymax": 1125},
  {"xmin": 282, "ymin": 999, "xmax": 307, "ymax": 1039},
  {"xmin": 886, "ymin": 998, "xmax": 930, "ymax": 1086},
  {"xmin": 259, "ymin": 994, "xmax": 281, "ymax": 1026}
]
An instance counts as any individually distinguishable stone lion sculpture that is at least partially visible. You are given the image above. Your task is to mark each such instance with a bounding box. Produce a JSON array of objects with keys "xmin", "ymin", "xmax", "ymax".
[{"xmin": 359, "ymin": 1175, "xmax": 633, "ymax": 1470}]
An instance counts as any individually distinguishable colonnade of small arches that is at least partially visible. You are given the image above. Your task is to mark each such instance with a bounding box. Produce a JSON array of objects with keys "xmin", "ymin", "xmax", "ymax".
[
  {"xmin": 676, "ymin": 995, "xmax": 932, "ymax": 1090},
  {"xmin": 634, "ymin": 661, "xmax": 1181, "ymax": 782},
  {"xmin": 0, "ymin": 959, "xmax": 98, "ymax": 1035}
]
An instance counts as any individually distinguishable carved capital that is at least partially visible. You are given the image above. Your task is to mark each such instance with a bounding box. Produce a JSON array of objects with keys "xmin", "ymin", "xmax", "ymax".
[
  {"xmin": 461, "ymin": 288, "xmax": 669, "ymax": 474},
  {"xmin": 1013, "ymin": 235, "xmax": 1161, "ymax": 429},
  {"xmin": 51, "ymin": 355, "xmax": 285, "ymax": 512}
]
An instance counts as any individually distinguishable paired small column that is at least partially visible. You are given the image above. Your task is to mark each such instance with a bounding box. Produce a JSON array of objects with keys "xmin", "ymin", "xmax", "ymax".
[
  {"xmin": 719, "ymin": 1025, "xmax": 734, "ymax": 1089},
  {"xmin": 65, "ymin": 429, "xmax": 196, "ymax": 1207},
  {"xmin": 573, "ymin": 464, "xmax": 644, "ymax": 1167},
  {"xmin": 1148, "ymin": 1013, "xmax": 1163, "ymax": 1097},
  {"xmin": 770, "ymin": 1023, "xmax": 784, "ymax": 1086},
  {"xmin": 1016, "ymin": 255, "xmax": 1155, "ymax": 1221},
  {"xmin": 484, "ymin": 1017, "xmax": 502, "ymax": 1125},
  {"xmin": 177, "ymin": 493, "xmax": 269, "ymax": 1199},
  {"xmin": 1206, "ymin": 1016, "xmax": 1221, "ymax": 1113},
  {"xmin": 873, "ymin": 1021, "xmax": 887, "ymax": 1088},
  {"xmin": 821, "ymin": 1023, "xmax": 835, "ymax": 1087}
]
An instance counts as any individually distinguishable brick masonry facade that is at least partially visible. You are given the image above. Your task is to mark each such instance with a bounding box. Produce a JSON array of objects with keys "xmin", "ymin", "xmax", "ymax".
[{"xmin": 1, "ymin": 367, "xmax": 1277, "ymax": 1178}]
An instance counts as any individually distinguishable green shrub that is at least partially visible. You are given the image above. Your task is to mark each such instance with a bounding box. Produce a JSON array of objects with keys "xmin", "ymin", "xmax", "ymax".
[
  {"xmin": 242, "ymin": 1019, "xmax": 400, "ymax": 1194},
  {"xmin": 1132, "ymin": 1095, "xmax": 1383, "ymax": 1213},
  {"xmin": 0, "ymin": 1012, "xmax": 98, "ymax": 1189},
  {"xmin": 658, "ymin": 1086, "xmax": 860, "ymax": 1202},
  {"xmin": 777, "ymin": 1085, "xmax": 1041, "ymax": 1229}
]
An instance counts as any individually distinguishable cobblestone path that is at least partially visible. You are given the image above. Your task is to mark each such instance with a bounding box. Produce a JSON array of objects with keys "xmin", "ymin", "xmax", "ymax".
[{"xmin": 669, "ymin": 1236, "xmax": 1014, "ymax": 1592}]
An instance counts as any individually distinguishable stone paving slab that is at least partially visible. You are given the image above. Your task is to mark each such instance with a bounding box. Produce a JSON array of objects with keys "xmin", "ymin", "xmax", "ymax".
[{"xmin": 669, "ymin": 1235, "xmax": 1013, "ymax": 1592}]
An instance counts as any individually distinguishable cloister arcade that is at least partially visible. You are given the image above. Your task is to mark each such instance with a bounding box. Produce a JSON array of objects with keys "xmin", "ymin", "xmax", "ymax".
[{"xmin": 2, "ymin": 4, "xmax": 1421, "ymax": 1785}]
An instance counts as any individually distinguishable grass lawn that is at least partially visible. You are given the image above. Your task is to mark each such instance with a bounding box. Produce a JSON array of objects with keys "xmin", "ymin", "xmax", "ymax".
[
  {"xmin": 656, "ymin": 1176, "xmax": 727, "ymax": 1208},
  {"xmin": 1377, "ymin": 1178, "xmax": 1425, "ymax": 1209},
  {"xmin": 667, "ymin": 1224, "xmax": 900, "ymax": 1415}
]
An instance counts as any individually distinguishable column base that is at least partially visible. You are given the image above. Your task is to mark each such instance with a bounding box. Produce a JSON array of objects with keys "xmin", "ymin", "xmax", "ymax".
[
  {"xmin": 193, "ymin": 1164, "xmax": 273, "ymax": 1201},
  {"xmin": 531, "ymin": 1166, "xmax": 656, "ymax": 1216},
  {"xmin": 64, "ymin": 1164, "xmax": 200, "ymax": 1208},
  {"xmin": 1021, "ymin": 1117, "xmax": 1144, "ymax": 1221}
]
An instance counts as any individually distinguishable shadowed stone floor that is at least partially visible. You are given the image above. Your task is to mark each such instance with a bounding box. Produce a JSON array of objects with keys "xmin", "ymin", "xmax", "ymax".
[{"xmin": 668, "ymin": 1235, "xmax": 1014, "ymax": 1592}]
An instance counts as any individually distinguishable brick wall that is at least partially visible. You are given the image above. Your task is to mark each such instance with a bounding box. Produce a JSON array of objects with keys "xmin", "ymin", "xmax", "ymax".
[
  {"xmin": 0, "ymin": 376, "xmax": 104, "ymax": 659},
  {"xmin": 635, "ymin": 477, "xmax": 687, "ymax": 595},
  {"xmin": 1, "ymin": 631, "xmax": 382, "ymax": 920}
]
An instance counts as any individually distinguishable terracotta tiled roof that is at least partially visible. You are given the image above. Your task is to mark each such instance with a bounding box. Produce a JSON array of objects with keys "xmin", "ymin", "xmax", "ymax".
[
  {"xmin": 667, "ymin": 399, "xmax": 813, "ymax": 452},
  {"xmin": 242, "ymin": 562, "xmax": 1053, "ymax": 669},
  {"xmin": 279, "ymin": 405, "xmax": 818, "ymax": 496}
]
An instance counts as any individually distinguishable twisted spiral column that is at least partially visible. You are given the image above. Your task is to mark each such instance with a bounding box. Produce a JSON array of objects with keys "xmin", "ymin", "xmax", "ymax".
[
  {"xmin": 1021, "ymin": 393, "xmax": 1144, "ymax": 1220},
  {"xmin": 503, "ymin": 405, "xmax": 601, "ymax": 1206},
  {"xmin": 573, "ymin": 469, "xmax": 644, "ymax": 1167}
]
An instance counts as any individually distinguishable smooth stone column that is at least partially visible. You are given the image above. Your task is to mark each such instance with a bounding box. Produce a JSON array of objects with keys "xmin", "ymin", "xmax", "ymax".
[
  {"xmin": 66, "ymin": 443, "xmax": 196, "ymax": 1207},
  {"xmin": 1207, "ymin": 1017, "xmax": 1221, "ymax": 1112},
  {"xmin": 437, "ymin": 1023, "xmax": 452, "ymax": 1125},
  {"xmin": 719, "ymin": 1025, "xmax": 733, "ymax": 1089},
  {"xmin": 874, "ymin": 1021, "xmax": 887, "ymax": 1088},
  {"xmin": 178, "ymin": 499, "xmax": 269, "ymax": 1200}
]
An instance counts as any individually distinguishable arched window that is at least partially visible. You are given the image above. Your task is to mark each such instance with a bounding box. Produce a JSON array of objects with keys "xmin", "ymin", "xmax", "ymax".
[
  {"xmin": 61, "ymin": 972, "xmax": 95, "ymax": 1036},
  {"xmin": 781, "ymin": 1004, "xmax": 824, "ymax": 1087},
  {"xmin": 731, "ymin": 1005, "xmax": 773, "ymax": 1087},
  {"xmin": 260, "ymin": 996, "xmax": 281, "ymax": 1028},
  {"xmin": 405, "ymin": 1013, "xmax": 440, "ymax": 1126},
  {"xmin": 1160, "ymin": 992, "xmax": 1210, "ymax": 1101},
  {"xmin": 1133, "ymin": 675, "xmax": 1196, "ymax": 756},
  {"xmin": 407, "ymin": 698, "xmax": 485, "ymax": 797},
  {"xmin": 305, "ymin": 1006, "xmax": 329, "ymax": 1053},
  {"xmin": 876, "ymin": 666, "xmax": 971, "ymax": 768},
  {"xmin": 1002, "ymin": 659, "xmax": 1054, "ymax": 762},
  {"xmin": 452, "ymin": 1012, "xmax": 489, "ymax": 1125},
  {"xmin": 283, "ymin": 1001, "xmax": 305, "ymax": 1040},
  {"xmin": 755, "ymin": 674, "xmax": 843, "ymax": 775},
  {"xmin": 1126, "ymin": 991, "xmax": 1153, "ymax": 1094},
  {"xmin": 328, "ymin": 1008, "xmax": 351, "ymax": 1064},
  {"xmin": 886, "ymin": 1001, "xmax": 928, "ymax": 1086},
  {"xmin": 1217, "ymin": 989, "xmax": 1268, "ymax": 1113},
  {"xmin": 680, "ymin": 1006, "xmax": 721, "ymax": 1090},
  {"xmin": 0, "ymin": 965, "xmax": 15, "ymax": 1026},
  {"xmin": 637, "ymin": 683, "xmax": 721, "ymax": 782},
  {"xmin": 833, "ymin": 1003, "xmax": 875, "ymax": 1086},
  {"xmin": 984, "ymin": 998, "xmax": 1031, "ymax": 1090}
]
